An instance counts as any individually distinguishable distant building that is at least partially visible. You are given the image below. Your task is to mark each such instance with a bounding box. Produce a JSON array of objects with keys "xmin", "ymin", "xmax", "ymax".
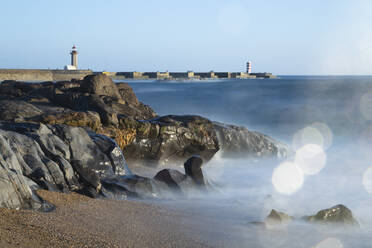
[{"xmin": 65, "ymin": 45, "xmax": 78, "ymax": 70}]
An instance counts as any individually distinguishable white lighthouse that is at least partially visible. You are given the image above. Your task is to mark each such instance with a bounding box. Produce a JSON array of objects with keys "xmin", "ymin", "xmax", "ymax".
[
  {"xmin": 64, "ymin": 45, "xmax": 78, "ymax": 70},
  {"xmin": 246, "ymin": 61, "xmax": 252, "ymax": 74}
]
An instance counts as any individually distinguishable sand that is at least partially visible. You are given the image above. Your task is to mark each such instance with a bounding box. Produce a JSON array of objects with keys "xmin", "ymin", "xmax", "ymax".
[{"xmin": 0, "ymin": 190, "xmax": 212, "ymax": 248}]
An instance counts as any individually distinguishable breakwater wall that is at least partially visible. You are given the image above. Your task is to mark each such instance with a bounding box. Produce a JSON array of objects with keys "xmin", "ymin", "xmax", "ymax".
[
  {"xmin": 107, "ymin": 71, "xmax": 276, "ymax": 80},
  {"xmin": 0, "ymin": 69, "xmax": 93, "ymax": 82}
]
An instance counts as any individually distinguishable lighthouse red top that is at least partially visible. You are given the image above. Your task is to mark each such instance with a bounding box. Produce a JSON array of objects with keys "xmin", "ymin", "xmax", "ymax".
[{"xmin": 71, "ymin": 45, "xmax": 78, "ymax": 54}]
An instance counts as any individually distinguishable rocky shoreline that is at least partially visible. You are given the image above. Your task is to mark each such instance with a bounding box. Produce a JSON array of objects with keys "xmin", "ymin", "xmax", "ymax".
[
  {"xmin": 0, "ymin": 74, "xmax": 289, "ymax": 209},
  {"xmin": 0, "ymin": 74, "xmax": 359, "ymax": 247}
]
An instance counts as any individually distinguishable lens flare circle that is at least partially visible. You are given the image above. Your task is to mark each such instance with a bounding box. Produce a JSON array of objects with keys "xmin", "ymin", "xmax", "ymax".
[
  {"xmin": 272, "ymin": 162, "xmax": 304, "ymax": 195},
  {"xmin": 295, "ymin": 144, "xmax": 327, "ymax": 175},
  {"xmin": 362, "ymin": 167, "xmax": 372, "ymax": 194},
  {"xmin": 315, "ymin": 237, "xmax": 343, "ymax": 248},
  {"xmin": 292, "ymin": 122, "xmax": 333, "ymax": 151}
]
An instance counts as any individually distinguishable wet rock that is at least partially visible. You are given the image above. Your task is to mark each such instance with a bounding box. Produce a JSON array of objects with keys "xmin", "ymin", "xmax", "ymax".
[
  {"xmin": 265, "ymin": 209, "xmax": 293, "ymax": 227},
  {"xmin": 124, "ymin": 115, "xmax": 219, "ymax": 167},
  {"xmin": 184, "ymin": 156, "xmax": 205, "ymax": 186},
  {"xmin": 213, "ymin": 122, "xmax": 289, "ymax": 159},
  {"xmin": 306, "ymin": 204, "xmax": 359, "ymax": 225},
  {"xmin": 154, "ymin": 169, "xmax": 186, "ymax": 191},
  {"xmin": 89, "ymin": 132, "xmax": 132, "ymax": 176}
]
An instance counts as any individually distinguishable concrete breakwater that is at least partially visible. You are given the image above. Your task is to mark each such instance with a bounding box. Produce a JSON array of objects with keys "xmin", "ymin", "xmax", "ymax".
[
  {"xmin": 0, "ymin": 69, "xmax": 93, "ymax": 82},
  {"xmin": 0, "ymin": 69, "xmax": 275, "ymax": 82},
  {"xmin": 107, "ymin": 71, "xmax": 276, "ymax": 80}
]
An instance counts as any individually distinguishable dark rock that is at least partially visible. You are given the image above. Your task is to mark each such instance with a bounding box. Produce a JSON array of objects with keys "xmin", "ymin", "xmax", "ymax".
[
  {"xmin": 89, "ymin": 132, "xmax": 132, "ymax": 176},
  {"xmin": 154, "ymin": 169, "xmax": 186, "ymax": 191},
  {"xmin": 0, "ymin": 122, "xmax": 132, "ymax": 209},
  {"xmin": 184, "ymin": 156, "xmax": 205, "ymax": 186},
  {"xmin": 116, "ymin": 83, "xmax": 140, "ymax": 106},
  {"xmin": 306, "ymin": 204, "xmax": 359, "ymax": 225},
  {"xmin": 265, "ymin": 209, "xmax": 293, "ymax": 226},
  {"xmin": 85, "ymin": 95, "xmax": 119, "ymax": 126},
  {"xmin": 0, "ymin": 100, "xmax": 43, "ymax": 121},
  {"xmin": 80, "ymin": 74, "xmax": 122, "ymax": 99},
  {"xmin": 101, "ymin": 175, "xmax": 158, "ymax": 199},
  {"xmin": 213, "ymin": 122, "xmax": 289, "ymax": 159},
  {"xmin": 124, "ymin": 115, "xmax": 219, "ymax": 167}
]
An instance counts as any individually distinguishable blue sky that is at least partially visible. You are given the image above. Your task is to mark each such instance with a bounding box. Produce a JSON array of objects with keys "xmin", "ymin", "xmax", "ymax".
[{"xmin": 1, "ymin": 0, "xmax": 372, "ymax": 75}]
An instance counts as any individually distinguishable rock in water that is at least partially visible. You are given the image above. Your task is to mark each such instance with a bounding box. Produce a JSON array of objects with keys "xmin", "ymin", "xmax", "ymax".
[
  {"xmin": 213, "ymin": 122, "xmax": 289, "ymax": 159},
  {"xmin": 154, "ymin": 169, "xmax": 186, "ymax": 191},
  {"xmin": 184, "ymin": 156, "xmax": 205, "ymax": 186},
  {"xmin": 265, "ymin": 209, "xmax": 293, "ymax": 227},
  {"xmin": 123, "ymin": 115, "xmax": 219, "ymax": 167},
  {"xmin": 306, "ymin": 204, "xmax": 359, "ymax": 226}
]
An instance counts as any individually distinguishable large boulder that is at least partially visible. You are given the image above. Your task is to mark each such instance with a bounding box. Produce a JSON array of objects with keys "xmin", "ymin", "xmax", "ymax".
[
  {"xmin": 0, "ymin": 122, "xmax": 132, "ymax": 209},
  {"xmin": 213, "ymin": 122, "xmax": 289, "ymax": 159},
  {"xmin": 123, "ymin": 115, "xmax": 219, "ymax": 167},
  {"xmin": 80, "ymin": 74, "xmax": 122, "ymax": 99}
]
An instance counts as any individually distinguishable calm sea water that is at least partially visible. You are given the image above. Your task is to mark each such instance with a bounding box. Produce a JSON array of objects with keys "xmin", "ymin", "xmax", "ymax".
[{"xmin": 126, "ymin": 76, "xmax": 372, "ymax": 248}]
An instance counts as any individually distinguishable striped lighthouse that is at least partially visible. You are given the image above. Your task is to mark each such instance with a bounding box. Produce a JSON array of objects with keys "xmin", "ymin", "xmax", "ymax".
[{"xmin": 246, "ymin": 61, "xmax": 252, "ymax": 74}]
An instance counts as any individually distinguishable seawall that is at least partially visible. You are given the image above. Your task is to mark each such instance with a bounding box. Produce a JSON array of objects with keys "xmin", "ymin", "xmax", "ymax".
[{"xmin": 0, "ymin": 69, "xmax": 93, "ymax": 82}]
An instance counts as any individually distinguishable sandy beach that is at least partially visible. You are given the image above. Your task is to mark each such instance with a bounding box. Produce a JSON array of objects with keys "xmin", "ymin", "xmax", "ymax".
[{"xmin": 0, "ymin": 190, "xmax": 215, "ymax": 248}]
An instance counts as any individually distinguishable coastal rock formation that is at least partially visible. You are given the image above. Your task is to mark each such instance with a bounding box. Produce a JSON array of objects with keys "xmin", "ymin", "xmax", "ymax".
[
  {"xmin": 306, "ymin": 204, "xmax": 359, "ymax": 226},
  {"xmin": 0, "ymin": 122, "xmax": 132, "ymax": 209},
  {"xmin": 265, "ymin": 209, "xmax": 293, "ymax": 227},
  {"xmin": 0, "ymin": 121, "xmax": 212, "ymax": 209},
  {"xmin": 213, "ymin": 122, "xmax": 289, "ymax": 159},
  {"xmin": 123, "ymin": 115, "xmax": 219, "ymax": 166},
  {"xmin": 0, "ymin": 74, "xmax": 288, "ymax": 168}
]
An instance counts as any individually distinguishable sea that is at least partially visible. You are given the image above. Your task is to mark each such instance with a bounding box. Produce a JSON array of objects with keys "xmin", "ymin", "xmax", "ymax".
[{"xmin": 126, "ymin": 76, "xmax": 372, "ymax": 248}]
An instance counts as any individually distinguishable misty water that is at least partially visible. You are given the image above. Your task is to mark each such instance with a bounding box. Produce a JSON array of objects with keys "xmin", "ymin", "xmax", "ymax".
[{"xmin": 127, "ymin": 76, "xmax": 372, "ymax": 248}]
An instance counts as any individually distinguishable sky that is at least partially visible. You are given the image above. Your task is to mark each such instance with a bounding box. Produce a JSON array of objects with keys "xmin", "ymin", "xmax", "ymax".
[{"xmin": 0, "ymin": 0, "xmax": 372, "ymax": 75}]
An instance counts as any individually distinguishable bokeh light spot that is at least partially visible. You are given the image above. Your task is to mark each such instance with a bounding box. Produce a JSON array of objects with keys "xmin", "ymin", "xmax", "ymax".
[
  {"xmin": 295, "ymin": 144, "xmax": 327, "ymax": 175},
  {"xmin": 292, "ymin": 123, "xmax": 333, "ymax": 151},
  {"xmin": 272, "ymin": 162, "xmax": 304, "ymax": 195}
]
